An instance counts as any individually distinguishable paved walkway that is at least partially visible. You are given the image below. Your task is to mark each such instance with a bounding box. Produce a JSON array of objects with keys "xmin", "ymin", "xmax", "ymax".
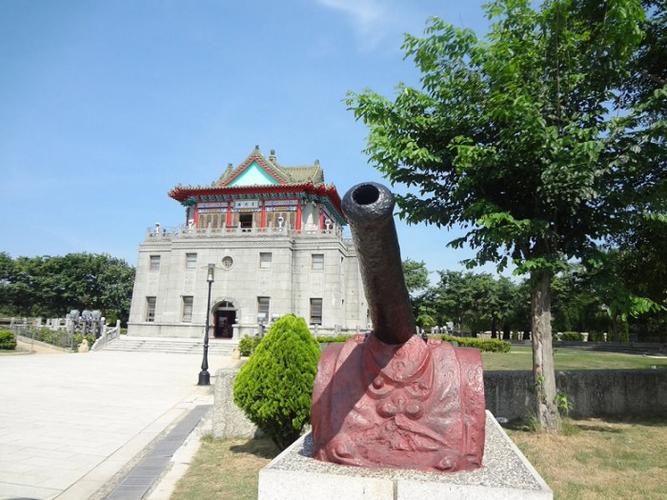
[{"xmin": 0, "ymin": 350, "xmax": 233, "ymax": 500}]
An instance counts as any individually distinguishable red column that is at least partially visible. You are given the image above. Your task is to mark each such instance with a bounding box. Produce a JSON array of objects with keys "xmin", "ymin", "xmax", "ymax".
[
  {"xmin": 194, "ymin": 206, "xmax": 199, "ymax": 227},
  {"xmin": 296, "ymin": 201, "xmax": 302, "ymax": 232},
  {"xmin": 225, "ymin": 203, "xmax": 232, "ymax": 228},
  {"xmin": 319, "ymin": 210, "xmax": 325, "ymax": 231},
  {"xmin": 260, "ymin": 200, "xmax": 267, "ymax": 230}
]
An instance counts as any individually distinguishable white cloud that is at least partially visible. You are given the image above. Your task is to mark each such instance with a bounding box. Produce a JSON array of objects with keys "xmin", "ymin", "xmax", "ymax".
[{"xmin": 316, "ymin": 0, "xmax": 390, "ymax": 49}]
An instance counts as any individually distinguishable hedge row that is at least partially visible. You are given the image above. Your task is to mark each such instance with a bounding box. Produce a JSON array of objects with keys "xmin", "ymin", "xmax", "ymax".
[
  {"xmin": 0, "ymin": 329, "xmax": 17, "ymax": 350},
  {"xmin": 559, "ymin": 331, "xmax": 585, "ymax": 341},
  {"xmin": 315, "ymin": 334, "xmax": 356, "ymax": 344},
  {"xmin": 441, "ymin": 334, "xmax": 511, "ymax": 353},
  {"xmin": 311, "ymin": 333, "xmax": 511, "ymax": 353}
]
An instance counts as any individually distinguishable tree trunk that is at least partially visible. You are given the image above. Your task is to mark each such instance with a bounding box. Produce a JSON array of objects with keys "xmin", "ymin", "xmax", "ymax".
[
  {"xmin": 491, "ymin": 316, "xmax": 497, "ymax": 338},
  {"xmin": 530, "ymin": 270, "xmax": 560, "ymax": 432}
]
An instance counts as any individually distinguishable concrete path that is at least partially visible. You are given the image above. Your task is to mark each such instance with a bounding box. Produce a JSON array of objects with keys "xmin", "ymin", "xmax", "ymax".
[{"xmin": 0, "ymin": 350, "xmax": 234, "ymax": 500}]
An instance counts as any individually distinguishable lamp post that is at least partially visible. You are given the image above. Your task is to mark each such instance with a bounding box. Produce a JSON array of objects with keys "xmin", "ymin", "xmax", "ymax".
[{"xmin": 198, "ymin": 263, "xmax": 215, "ymax": 386}]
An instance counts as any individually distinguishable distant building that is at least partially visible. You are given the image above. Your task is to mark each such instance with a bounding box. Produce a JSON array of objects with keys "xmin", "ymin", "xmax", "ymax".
[{"xmin": 127, "ymin": 146, "xmax": 369, "ymax": 339}]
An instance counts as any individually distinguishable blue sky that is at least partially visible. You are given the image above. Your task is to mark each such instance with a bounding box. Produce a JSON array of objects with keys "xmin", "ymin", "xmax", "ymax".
[{"xmin": 1, "ymin": 0, "xmax": 496, "ymax": 280}]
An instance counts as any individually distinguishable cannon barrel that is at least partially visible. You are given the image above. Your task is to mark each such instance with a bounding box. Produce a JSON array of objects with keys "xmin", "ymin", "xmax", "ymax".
[{"xmin": 342, "ymin": 182, "xmax": 416, "ymax": 345}]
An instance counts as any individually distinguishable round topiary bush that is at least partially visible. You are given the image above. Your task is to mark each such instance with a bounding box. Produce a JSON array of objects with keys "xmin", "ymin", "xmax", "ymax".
[{"xmin": 233, "ymin": 314, "xmax": 320, "ymax": 450}]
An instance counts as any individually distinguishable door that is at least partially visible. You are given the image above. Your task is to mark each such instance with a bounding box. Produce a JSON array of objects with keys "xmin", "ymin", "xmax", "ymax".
[{"xmin": 214, "ymin": 307, "xmax": 236, "ymax": 338}]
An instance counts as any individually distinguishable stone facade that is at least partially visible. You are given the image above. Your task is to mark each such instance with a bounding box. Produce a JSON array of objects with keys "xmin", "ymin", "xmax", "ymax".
[{"xmin": 127, "ymin": 147, "xmax": 369, "ymax": 339}]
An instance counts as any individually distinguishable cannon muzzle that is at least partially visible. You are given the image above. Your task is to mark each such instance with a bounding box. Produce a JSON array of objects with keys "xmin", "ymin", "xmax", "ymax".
[{"xmin": 342, "ymin": 182, "xmax": 416, "ymax": 345}]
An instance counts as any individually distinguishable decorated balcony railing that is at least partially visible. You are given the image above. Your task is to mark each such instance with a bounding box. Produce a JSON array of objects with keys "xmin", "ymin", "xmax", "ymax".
[{"xmin": 145, "ymin": 223, "xmax": 349, "ymax": 242}]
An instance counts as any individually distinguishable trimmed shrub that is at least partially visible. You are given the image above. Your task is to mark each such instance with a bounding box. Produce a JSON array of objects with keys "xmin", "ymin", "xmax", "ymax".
[
  {"xmin": 441, "ymin": 334, "xmax": 511, "ymax": 353},
  {"xmin": 238, "ymin": 335, "xmax": 262, "ymax": 357},
  {"xmin": 233, "ymin": 315, "xmax": 320, "ymax": 450},
  {"xmin": 0, "ymin": 329, "xmax": 16, "ymax": 350},
  {"xmin": 560, "ymin": 331, "xmax": 584, "ymax": 341}
]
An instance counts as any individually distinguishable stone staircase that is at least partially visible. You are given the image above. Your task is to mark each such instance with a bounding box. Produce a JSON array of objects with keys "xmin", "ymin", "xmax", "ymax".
[{"xmin": 102, "ymin": 336, "xmax": 237, "ymax": 356}]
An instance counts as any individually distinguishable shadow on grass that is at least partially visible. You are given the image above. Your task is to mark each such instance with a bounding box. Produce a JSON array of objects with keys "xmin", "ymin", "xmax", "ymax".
[
  {"xmin": 504, "ymin": 415, "xmax": 667, "ymax": 432},
  {"xmin": 585, "ymin": 415, "xmax": 667, "ymax": 428},
  {"xmin": 572, "ymin": 423, "xmax": 623, "ymax": 434},
  {"xmin": 229, "ymin": 437, "xmax": 279, "ymax": 460}
]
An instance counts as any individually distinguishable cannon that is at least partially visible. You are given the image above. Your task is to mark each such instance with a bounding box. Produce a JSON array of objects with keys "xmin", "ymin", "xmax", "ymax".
[
  {"xmin": 341, "ymin": 182, "xmax": 415, "ymax": 345},
  {"xmin": 311, "ymin": 182, "xmax": 486, "ymax": 473}
]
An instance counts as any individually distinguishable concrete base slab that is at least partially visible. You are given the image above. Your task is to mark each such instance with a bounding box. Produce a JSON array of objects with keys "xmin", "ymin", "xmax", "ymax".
[{"xmin": 258, "ymin": 411, "xmax": 552, "ymax": 500}]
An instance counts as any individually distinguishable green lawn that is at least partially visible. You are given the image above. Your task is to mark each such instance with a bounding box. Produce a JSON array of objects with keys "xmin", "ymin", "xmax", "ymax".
[
  {"xmin": 482, "ymin": 346, "xmax": 667, "ymax": 371},
  {"xmin": 508, "ymin": 418, "xmax": 667, "ymax": 499}
]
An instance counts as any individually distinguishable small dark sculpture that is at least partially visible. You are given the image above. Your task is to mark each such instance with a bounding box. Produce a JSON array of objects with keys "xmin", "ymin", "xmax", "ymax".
[{"xmin": 311, "ymin": 182, "xmax": 485, "ymax": 473}]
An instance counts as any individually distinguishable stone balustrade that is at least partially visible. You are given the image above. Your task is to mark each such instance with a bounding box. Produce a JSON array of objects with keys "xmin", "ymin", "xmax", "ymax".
[{"xmin": 145, "ymin": 224, "xmax": 348, "ymax": 241}]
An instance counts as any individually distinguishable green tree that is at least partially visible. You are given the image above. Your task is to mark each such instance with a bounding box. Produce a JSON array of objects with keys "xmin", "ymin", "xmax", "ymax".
[
  {"xmin": 347, "ymin": 0, "xmax": 652, "ymax": 431},
  {"xmin": 402, "ymin": 259, "xmax": 430, "ymax": 296},
  {"xmin": 402, "ymin": 259, "xmax": 431, "ymax": 320},
  {"xmin": 432, "ymin": 271, "xmax": 474, "ymax": 332},
  {"xmin": 0, "ymin": 253, "xmax": 135, "ymax": 324},
  {"xmin": 415, "ymin": 304, "xmax": 437, "ymax": 330},
  {"xmin": 233, "ymin": 315, "xmax": 320, "ymax": 450},
  {"xmin": 431, "ymin": 270, "xmax": 519, "ymax": 337}
]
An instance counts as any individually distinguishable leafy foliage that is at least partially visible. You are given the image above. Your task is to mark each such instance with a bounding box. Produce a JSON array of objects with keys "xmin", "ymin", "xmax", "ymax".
[
  {"xmin": 0, "ymin": 252, "xmax": 135, "ymax": 325},
  {"xmin": 431, "ymin": 270, "xmax": 522, "ymax": 337},
  {"xmin": 402, "ymin": 259, "xmax": 430, "ymax": 295},
  {"xmin": 238, "ymin": 335, "xmax": 262, "ymax": 357},
  {"xmin": 559, "ymin": 331, "xmax": 585, "ymax": 341},
  {"xmin": 233, "ymin": 315, "xmax": 320, "ymax": 450},
  {"xmin": 348, "ymin": 1, "xmax": 651, "ymax": 276},
  {"xmin": 0, "ymin": 329, "xmax": 16, "ymax": 350},
  {"xmin": 315, "ymin": 334, "xmax": 356, "ymax": 343},
  {"xmin": 442, "ymin": 334, "xmax": 511, "ymax": 352}
]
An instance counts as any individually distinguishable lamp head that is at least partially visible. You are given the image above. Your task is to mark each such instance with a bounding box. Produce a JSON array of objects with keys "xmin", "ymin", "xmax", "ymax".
[{"xmin": 207, "ymin": 264, "xmax": 215, "ymax": 283}]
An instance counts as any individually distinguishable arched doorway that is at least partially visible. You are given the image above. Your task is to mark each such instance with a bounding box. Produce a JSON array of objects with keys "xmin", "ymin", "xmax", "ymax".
[{"xmin": 213, "ymin": 301, "xmax": 236, "ymax": 339}]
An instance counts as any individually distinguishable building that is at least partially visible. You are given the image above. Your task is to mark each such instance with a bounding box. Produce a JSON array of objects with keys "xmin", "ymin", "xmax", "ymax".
[{"xmin": 127, "ymin": 146, "xmax": 369, "ymax": 340}]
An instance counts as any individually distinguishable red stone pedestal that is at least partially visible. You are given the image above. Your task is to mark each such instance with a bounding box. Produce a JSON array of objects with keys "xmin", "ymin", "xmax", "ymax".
[{"xmin": 311, "ymin": 335, "xmax": 486, "ymax": 473}]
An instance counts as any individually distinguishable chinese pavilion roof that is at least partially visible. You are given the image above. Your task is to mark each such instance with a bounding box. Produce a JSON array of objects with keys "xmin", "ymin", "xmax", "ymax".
[{"xmin": 168, "ymin": 146, "xmax": 341, "ymax": 213}]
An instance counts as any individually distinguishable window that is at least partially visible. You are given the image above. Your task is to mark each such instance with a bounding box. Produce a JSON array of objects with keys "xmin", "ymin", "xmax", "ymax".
[
  {"xmin": 145, "ymin": 297, "xmax": 156, "ymax": 322},
  {"xmin": 259, "ymin": 252, "xmax": 272, "ymax": 269},
  {"xmin": 222, "ymin": 256, "xmax": 233, "ymax": 269},
  {"xmin": 185, "ymin": 253, "xmax": 197, "ymax": 270},
  {"xmin": 312, "ymin": 253, "xmax": 324, "ymax": 271},
  {"xmin": 182, "ymin": 296, "xmax": 193, "ymax": 322},
  {"xmin": 310, "ymin": 298, "xmax": 322, "ymax": 325},
  {"xmin": 257, "ymin": 297, "xmax": 270, "ymax": 321},
  {"xmin": 149, "ymin": 255, "xmax": 160, "ymax": 272}
]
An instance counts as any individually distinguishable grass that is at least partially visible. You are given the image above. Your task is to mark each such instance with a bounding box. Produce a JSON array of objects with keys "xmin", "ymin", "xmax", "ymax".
[
  {"xmin": 508, "ymin": 418, "xmax": 667, "ymax": 499},
  {"xmin": 173, "ymin": 419, "xmax": 667, "ymax": 500},
  {"xmin": 482, "ymin": 346, "xmax": 667, "ymax": 371},
  {"xmin": 170, "ymin": 436, "xmax": 278, "ymax": 500}
]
